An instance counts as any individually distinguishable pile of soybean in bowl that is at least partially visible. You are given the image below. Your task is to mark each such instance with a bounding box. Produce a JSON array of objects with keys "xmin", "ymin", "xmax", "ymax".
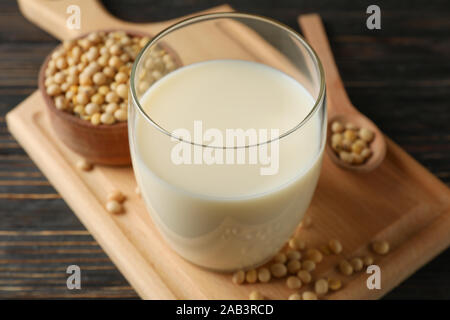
[{"xmin": 43, "ymin": 31, "xmax": 177, "ymax": 125}]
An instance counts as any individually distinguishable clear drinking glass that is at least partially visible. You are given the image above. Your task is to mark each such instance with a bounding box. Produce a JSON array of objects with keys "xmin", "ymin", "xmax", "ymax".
[{"xmin": 129, "ymin": 13, "xmax": 326, "ymax": 272}]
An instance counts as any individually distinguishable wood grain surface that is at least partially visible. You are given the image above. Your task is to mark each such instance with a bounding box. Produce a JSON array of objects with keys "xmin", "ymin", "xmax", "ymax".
[{"xmin": 0, "ymin": 0, "xmax": 449, "ymax": 299}]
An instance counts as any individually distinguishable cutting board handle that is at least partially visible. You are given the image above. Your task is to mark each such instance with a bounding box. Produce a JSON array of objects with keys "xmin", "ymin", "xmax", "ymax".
[
  {"xmin": 18, "ymin": 0, "xmax": 233, "ymax": 40},
  {"xmin": 17, "ymin": 0, "xmax": 129, "ymax": 39},
  {"xmin": 298, "ymin": 14, "xmax": 355, "ymax": 115}
]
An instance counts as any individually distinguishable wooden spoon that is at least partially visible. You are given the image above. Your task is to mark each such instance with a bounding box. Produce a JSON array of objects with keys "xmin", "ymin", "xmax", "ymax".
[{"xmin": 298, "ymin": 14, "xmax": 386, "ymax": 172}]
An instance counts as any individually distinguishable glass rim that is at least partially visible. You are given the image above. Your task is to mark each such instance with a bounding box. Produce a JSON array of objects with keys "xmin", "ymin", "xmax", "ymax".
[{"xmin": 130, "ymin": 12, "xmax": 325, "ymax": 149}]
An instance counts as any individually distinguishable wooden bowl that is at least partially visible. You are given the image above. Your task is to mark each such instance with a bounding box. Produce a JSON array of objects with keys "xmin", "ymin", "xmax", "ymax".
[{"xmin": 38, "ymin": 30, "xmax": 148, "ymax": 166}]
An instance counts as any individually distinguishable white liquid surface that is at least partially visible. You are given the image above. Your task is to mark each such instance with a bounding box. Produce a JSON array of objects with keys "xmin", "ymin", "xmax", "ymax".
[{"xmin": 131, "ymin": 60, "xmax": 324, "ymax": 270}]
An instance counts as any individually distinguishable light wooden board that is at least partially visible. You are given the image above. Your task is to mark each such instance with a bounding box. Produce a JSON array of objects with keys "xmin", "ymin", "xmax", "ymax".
[{"xmin": 7, "ymin": 0, "xmax": 450, "ymax": 299}]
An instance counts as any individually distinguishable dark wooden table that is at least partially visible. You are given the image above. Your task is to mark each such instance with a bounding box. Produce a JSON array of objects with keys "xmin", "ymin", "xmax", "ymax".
[{"xmin": 0, "ymin": 0, "xmax": 448, "ymax": 299}]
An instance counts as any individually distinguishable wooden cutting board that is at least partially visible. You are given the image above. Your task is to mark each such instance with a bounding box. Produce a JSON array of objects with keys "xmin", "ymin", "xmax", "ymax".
[{"xmin": 7, "ymin": 0, "xmax": 450, "ymax": 299}]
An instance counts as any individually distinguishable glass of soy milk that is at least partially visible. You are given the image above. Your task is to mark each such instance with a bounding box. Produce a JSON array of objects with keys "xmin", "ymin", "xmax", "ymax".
[{"xmin": 128, "ymin": 13, "xmax": 326, "ymax": 271}]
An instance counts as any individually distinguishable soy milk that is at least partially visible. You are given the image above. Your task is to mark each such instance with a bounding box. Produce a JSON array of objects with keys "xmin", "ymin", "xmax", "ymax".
[{"xmin": 131, "ymin": 60, "xmax": 324, "ymax": 271}]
